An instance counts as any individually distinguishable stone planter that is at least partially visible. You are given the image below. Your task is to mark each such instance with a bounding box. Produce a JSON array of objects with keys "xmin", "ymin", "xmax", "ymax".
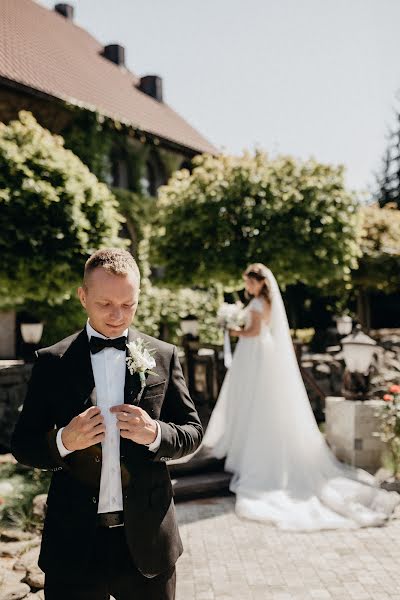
[{"xmin": 325, "ymin": 396, "xmax": 385, "ymax": 472}]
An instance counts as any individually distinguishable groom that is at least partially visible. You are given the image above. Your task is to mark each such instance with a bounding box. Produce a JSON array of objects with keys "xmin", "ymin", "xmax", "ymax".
[{"xmin": 11, "ymin": 248, "xmax": 203, "ymax": 600}]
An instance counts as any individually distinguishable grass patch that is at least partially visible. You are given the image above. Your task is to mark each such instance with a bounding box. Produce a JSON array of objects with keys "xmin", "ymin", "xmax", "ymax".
[{"xmin": 0, "ymin": 462, "xmax": 51, "ymax": 532}]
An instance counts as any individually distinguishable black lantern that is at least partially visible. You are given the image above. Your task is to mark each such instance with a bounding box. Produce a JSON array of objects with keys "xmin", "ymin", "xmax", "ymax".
[
  {"xmin": 180, "ymin": 315, "xmax": 199, "ymax": 340},
  {"xmin": 341, "ymin": 325, "xmax": 377, "ymax": 400},
  {"xmin": 20, "ymin": 319, "xmax": 44, "ymax": 362},
  {"xmin": 20, "ymin": 322, "xmax": 44, "ymax": 344}
]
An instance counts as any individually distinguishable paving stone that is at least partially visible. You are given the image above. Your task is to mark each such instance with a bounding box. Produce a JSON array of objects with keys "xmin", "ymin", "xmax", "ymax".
[
  {"xmin": 2, "ymin": 495, "xmax": 400, "ymax": 599},
  {"xmin": 174, "ymin": 496, "xmax": 400, "ymax": 600}
]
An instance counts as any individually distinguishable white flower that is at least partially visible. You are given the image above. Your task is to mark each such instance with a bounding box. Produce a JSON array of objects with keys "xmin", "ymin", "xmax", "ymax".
[
  {"xmin": 126, "ymin": 338, "xmax": 157, "ymax": 388},
  {"xmin": 217, "ymin": 301, "xmax": 245, "ymax": 330},
  {"xmin": 0, "ymin": 482, "xmax": 14, "ymax": 496}
]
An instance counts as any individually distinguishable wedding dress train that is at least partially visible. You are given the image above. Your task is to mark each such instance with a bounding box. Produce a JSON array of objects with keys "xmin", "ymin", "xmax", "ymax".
[{"xmin": 203, "ymin": 272, "xmax": 399, "ymax": 531}]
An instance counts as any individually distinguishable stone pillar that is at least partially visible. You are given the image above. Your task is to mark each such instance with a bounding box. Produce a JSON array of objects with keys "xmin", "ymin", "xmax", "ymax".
[
  {"xmin": 0, "ymin": 364, "xmax": 32, "ymax": 450},
  {"xmin": 0, "ymin": 311, "xmax": 16, "ymax": 359},
  {"xmin": 325, "ymin": 396, "xmax": 385, "ymax": 473}
]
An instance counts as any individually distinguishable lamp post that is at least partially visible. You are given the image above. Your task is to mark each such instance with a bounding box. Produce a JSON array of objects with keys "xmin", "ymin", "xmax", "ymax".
[
  {"xmin": 180, "ymin": 315, "xmax": 199, "ymax": 394},
  {"xmin": 341, "ymin": 325, "xmax": 377, "ymax": 400}
]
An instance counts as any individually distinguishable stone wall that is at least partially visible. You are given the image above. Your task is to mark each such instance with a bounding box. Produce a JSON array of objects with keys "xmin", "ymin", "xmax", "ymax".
[
  {"xmin": 0, "ymin": 364, "xmax": 32, "ymax": 450},
  {"xmin": 0, "ymin": 311, "xmax": 16, "ymax": 359}
]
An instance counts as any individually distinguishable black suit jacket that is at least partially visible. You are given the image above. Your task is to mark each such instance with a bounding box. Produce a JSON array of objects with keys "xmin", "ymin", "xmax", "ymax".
[{"xmin": 11, "ymin": 326, "xmax": 203, "ymax": 578}]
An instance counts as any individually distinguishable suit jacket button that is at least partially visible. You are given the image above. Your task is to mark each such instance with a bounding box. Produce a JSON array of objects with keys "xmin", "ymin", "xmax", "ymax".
[
  {"xmin": 92, "ymin": 497, "xmax": 97, "ymax": 504},
  {"xmin": 94, "ymin": 456, "xmax": 100, "ymax": 463}
]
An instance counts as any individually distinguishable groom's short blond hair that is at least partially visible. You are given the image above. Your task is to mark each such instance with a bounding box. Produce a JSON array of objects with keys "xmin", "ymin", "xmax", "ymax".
[{"xmin": 83, "ymin": 248, "xmax": 140, "ymax": 288}]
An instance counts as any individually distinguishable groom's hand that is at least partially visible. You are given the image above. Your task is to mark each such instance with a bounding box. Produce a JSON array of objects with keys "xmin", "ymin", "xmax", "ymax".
[
  {"xmin": 110, "ymin": 404, "xmax": 158, "ymax": 446},
  {"xmin": 61, "ymin": 406, "xmax": 106, "ymax": 452}
]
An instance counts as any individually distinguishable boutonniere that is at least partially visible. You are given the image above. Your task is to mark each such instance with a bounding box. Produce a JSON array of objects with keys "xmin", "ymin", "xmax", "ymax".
[{"xmin": 126, "ymin": 338, "xmax": 157, "ymax": 400}]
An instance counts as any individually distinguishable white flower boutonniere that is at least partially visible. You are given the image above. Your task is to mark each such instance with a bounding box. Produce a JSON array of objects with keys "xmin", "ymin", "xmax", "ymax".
[{"xmin": 126, "ymin": 338, "xmax": 157, "ymax": 399}]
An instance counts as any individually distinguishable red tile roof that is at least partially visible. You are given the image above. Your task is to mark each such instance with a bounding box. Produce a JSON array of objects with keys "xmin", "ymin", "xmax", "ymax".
[{"xmin": 0, "ymin": 0, "xmax": 216, "ymax": 154}]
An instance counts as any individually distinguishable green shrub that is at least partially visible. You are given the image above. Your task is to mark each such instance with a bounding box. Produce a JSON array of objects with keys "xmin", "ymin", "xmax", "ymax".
[
  {"xmin": 154, "ymin": 152, "xmax": 360, "ymax": 292},
  {"xmin": 0, "ymin": 111, "xmax": 126, "ymax": 309}
]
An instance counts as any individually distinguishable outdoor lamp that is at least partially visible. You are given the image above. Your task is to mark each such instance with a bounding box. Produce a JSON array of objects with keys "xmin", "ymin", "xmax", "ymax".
[
  {"xmin": 20, "ymin": 322, "xmax": 44, "ymax": 344},
  {"xmin": 180, "ymin": 315, "xmax": 199, "ymax": 395},
  {"xmin": 180, "ymin": 315, "xmax": 199, "ymax": 339},
  {"xmin": 335, "ymin": 315, "xmax": 353, "ymax": 336},
  {"xmin": 20, "ymin": 320, "xmax": 44, "ymax": 363},
  {"xmin": 341, "ymin": 325, "xmax": 377, "ymax": 400}
]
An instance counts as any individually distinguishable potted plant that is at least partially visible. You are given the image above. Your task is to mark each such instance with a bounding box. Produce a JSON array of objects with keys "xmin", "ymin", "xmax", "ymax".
[{"xmin": 374, "ymin": 384, "xmax": 400, "ymax": 491}]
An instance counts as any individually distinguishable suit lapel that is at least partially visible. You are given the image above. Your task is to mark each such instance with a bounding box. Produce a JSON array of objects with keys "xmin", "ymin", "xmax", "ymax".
[
  {"xmin": 124, "ymin": 327, "xmax": 142, "ymax": 406},
  {"xmin": 62, "ymin": 328, "xmax": 95, "ymax": 412}
]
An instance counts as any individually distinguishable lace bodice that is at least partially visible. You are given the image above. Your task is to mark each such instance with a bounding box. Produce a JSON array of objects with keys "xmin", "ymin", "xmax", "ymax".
[{"xmin": 245, "ymin": 297, "xmax": 268, "ymax": 329}]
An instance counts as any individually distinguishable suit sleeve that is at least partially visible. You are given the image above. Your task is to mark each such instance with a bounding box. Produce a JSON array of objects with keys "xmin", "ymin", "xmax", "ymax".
[
  {"xmin": 11, "ymin": 353, "xmax": 68, "ymax": 472},
  {"xmin": 152, "ymin": 346, "xmax": 203, "ymax": 462}
]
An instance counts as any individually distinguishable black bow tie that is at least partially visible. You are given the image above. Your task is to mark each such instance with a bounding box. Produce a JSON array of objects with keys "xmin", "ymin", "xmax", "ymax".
[{"xmin": 89, "ymin": 335, "xmax": 127, "ymax": 354}]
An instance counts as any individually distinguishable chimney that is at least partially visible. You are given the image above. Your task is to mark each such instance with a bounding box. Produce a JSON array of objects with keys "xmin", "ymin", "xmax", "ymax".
[
  {"xmin": 54, "ymin": 3, "xmax": 74, "ymax": 20},
  {"xmin": 138, "ymin": 76, "xmax": 163, "ymax": 103},
  {"xmin": 102, "ymin": 44, "xmax": 125, "ymax": 67}
]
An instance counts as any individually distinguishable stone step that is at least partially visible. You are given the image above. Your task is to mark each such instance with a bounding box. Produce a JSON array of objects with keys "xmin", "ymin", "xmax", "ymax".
[{"xmin": 171, "ymin": 471, "xmax": 232, "ymax": 502}]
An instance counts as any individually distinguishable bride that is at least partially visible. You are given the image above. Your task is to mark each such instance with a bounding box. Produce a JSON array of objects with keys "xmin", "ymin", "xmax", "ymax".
[{"xmin": 203, "ymin": 263, "xmax": 399, "ymax": 531}]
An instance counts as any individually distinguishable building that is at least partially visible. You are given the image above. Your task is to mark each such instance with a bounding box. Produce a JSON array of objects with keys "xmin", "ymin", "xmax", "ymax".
[
  {"xmin": 0, "ymin": 0, "xmax": 217, "ymax": 358},
  {"xmin": 0, "ymin": 0, "xmax": 216, "ymax": 192}
]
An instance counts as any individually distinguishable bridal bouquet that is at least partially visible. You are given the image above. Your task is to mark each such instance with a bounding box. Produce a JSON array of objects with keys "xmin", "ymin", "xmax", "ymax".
[
  {"xmin": 217, "ymin": 302, "xmax": 245, "ymax": 369},
  {"xmin": 217, "ymin": 301, "xmax": 245, "ymax": 330}
]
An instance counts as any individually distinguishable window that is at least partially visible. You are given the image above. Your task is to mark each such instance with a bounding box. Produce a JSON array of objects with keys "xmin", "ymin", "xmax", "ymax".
[
  {"xmin": 113, "ymin": 159, "xmax": 129, "ymax": 189},
  {"xmin": 140, "ymin": 152, "xmax": 166, "ymax": 196},
  {"xmin": 140, "ymin": 160, "xmax": 156, "ymax": 196}
]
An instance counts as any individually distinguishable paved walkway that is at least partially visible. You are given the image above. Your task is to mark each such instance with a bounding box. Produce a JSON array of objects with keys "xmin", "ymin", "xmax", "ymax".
[{"xmin": 175, "ymin": 496, "xmax": 400, "ymax": 600}]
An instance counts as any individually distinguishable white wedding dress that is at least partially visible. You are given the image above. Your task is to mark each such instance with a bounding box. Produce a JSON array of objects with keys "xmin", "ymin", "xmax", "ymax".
[{"xmin": 203, "ymin": 269, "xmax": 400, "ymax": 531}]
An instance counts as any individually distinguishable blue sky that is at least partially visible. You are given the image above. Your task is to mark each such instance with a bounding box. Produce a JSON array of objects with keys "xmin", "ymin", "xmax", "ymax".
[{"xmin": 38, "ymin": 0, "xmax": 400, "ymax": 194}]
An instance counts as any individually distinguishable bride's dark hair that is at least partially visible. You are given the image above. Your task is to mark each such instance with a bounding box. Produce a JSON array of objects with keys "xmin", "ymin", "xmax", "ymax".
[{"xmin": 243, "ymin": 263, "xmax": 271, "ymax": 304}]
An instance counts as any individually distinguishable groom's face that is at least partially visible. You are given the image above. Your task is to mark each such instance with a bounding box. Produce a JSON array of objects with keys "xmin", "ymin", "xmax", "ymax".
[{"xmin": 78, "ymin": 267, "xmax": 140, "ymax": 338}]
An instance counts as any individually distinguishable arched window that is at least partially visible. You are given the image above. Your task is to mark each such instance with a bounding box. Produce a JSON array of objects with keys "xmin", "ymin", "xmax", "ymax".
[
  {"xmin": 140, "ymin": 152, "xmax": 165, "ymax": 196},
  {"xmin": 140, "ymin": 160, "xmax": 156, "ymax": 197},
  {"xmin": 112, "ymin": 159, "xmax": 129, "ymax": 189}
]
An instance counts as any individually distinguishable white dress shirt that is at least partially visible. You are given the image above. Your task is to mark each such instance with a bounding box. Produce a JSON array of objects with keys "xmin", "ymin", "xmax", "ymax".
[{"xmin": 56, "ymin": 320, "xmax": 161, "ymax": 513}]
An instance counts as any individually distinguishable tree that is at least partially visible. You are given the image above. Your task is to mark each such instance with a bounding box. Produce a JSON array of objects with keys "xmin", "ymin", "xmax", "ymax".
[
  {"xmin": 154, "ymin": 152, "xmax": 360, "ymax": 290},
  {"xmin": 343, "ymin": 203, "xmax": 400, "ymax": 328},
  {"xmin": 354, "ymin": 203, "xmax": 400, "ymax": 293},
  {"xmin": 376, "ymin": 113, "xmax": 400, "ymax": 208},
  {"xmin": 112, "ymin": 187, "xmax": 156, "ymax": 253},
  {"xmin": 135, "ymin": 227, "xmax": 223, "ymax": 345},
  {"xmin": 0, "ymin": 111, "xmax": 125, "ymax": 308}
]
